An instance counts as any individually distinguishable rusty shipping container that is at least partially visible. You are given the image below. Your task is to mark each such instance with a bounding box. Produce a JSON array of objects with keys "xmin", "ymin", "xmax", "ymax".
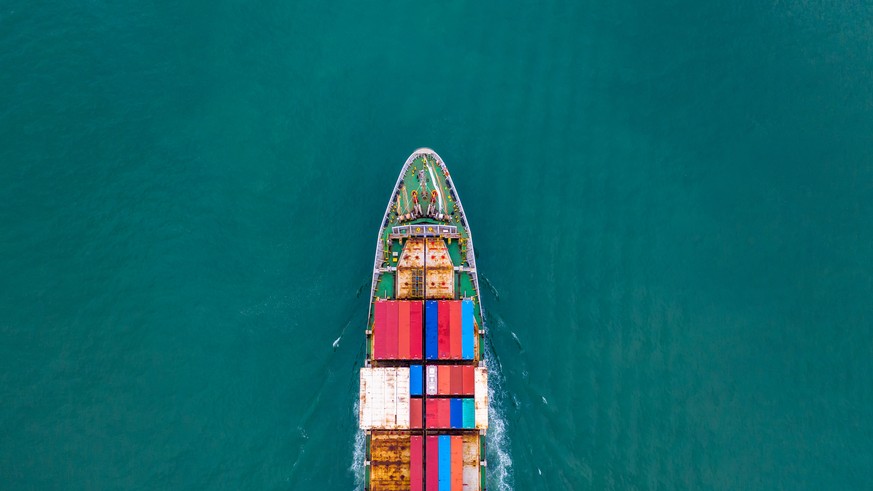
[{"xmin": 361, "ymin": 149, "xmax": 489, "ymax": 490}]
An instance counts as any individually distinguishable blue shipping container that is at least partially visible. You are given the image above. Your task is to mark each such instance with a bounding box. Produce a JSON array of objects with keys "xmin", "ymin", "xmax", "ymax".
[
  {"xmin": 461, "ymin": 299, "xmax": 474, "ymax": 359},
  {"xmin": 450, "ymin": 398, "xmax": 463, "ymax": 429},
  {"xmin": 426, "ymin": 300, "xmax": 439, "ymax": 360},
  {"xmin": 410, "ymin": 365, "xmax": 422, "ymax": 396},
  {"xmin": 439, "ymin": 435, "xmax": 451, "ymax": 491}
]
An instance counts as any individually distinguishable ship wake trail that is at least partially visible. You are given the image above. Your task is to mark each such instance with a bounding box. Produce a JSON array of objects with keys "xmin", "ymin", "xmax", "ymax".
[
  {"xmin": 351, "ymin": 399, "xmax": 365, "ymax": 487},
  {"xmin": 485, "ymin": 327, "xmax": 515, "ymax": 491}
]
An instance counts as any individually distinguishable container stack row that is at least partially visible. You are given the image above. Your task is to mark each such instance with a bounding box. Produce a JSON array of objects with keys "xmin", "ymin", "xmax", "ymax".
[
  {"xmin": 426, "ymin": 299, "xmax": 475, "ymax": 360},
  {"xmin": 360, "ymin": 367, "xmax": 489, "ymax": 431},
  {"xmin": 372, "ymin": 300, "xmax": 475, "ymax": 360},
  {"xmin": 408, "ymin": 398, "xmax": 476, "ymax": 429},
  {"xmin": 410, "ymin": 365, "xmax": 475, "ymax": 396},
  {"xmin": 373, "ymin": 300, "xmax": 423, "ymax": 360},
  {"xmin": 424, "ymin": 434, "xmax": 479, "ymax": 491},
  {"xmin": 368, "ymin": 432, "xmax": 480, "ymax": 491}
]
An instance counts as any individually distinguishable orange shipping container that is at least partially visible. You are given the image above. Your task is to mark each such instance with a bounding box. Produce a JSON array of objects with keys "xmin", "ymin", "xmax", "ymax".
[
  {"xmin": 451, "ymin": 436, "xmax": 463, "ymax": 490},
  {"xmin": 438, "ymin": 365, "xmax": 451, "ymax": 395}
]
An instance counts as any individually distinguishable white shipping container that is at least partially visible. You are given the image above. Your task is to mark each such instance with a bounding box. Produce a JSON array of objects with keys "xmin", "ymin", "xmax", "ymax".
[
  {"xmin": 426, "ymin": 365, "xmax": 438, "ymax": 395},
  {"xmin": 359, "ymin": 367, "xmax": 410, "ymax": 430},
  {"xmin": 474, "ymin": 367, "xmax": 489, "ymax": 430}
]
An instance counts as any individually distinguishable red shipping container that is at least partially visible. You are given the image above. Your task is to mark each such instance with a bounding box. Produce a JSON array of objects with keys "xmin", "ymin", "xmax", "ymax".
[
  {"xmin": 451, "ymin": 436, "xmax": 463, "ymax": 490},
  {"xmin": 425, "ymin": 398, "xmax": 456, "ymax": 428},
  {"xmin": 438, "ymin": 399, "xmax": 452, "ymax": 428},
  {"xmin": 462, "ymin": 366, "xmax": 475, "ymax": 396},
  {"xmin": 410, "ymin": 435, "xmax": 423, "ymax": 491},
  {"xmin": 385, "ymin": 301, "xmax": 399, "ymax": 359},
  {"xmin": 398, "ymin": 302, "xmax": 410, "ymax": 359},
  {"xmin": 437, "ymin": 300, "xmax": 450, "ymax": 359},
  {"xmin": 426, "ymin": 436, "xmax": 439, "ymax": 490},
  {"xmin": 409, "ymin": 301, "xmax": 423, "ymax": 359},
  {"xmin": 373, "ymin": 301, "xmax": 388, "ymax": 359},
  {"xmin": 438, "ymin": 365, "xmax": 451, "ymax": 395},
  {"xmin": 449, "ymin": 301, "xmax": 462, "ymax": 359},
  {"xmin": 451, "ymin": 366, "xmax": 463, "ymax": 395},
  {"xmin": 410, "ymin": 397, "xmax": 422, "ymax": 429},
  {"xmin": 425, "ymin": 398, "xmax": 439, "ymax": 429}
]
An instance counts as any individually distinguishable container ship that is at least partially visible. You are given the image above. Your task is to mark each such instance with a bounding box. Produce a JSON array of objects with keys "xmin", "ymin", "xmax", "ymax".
[{"xmin": 359, "ymin": 148, "xmax": 489, "ymax": 490}]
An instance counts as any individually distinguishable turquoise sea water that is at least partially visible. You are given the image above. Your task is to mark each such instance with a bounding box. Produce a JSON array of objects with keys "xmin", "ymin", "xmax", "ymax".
[{"xmin": 2, "ymin": 1, "xmax": 872, "ymax": 489}]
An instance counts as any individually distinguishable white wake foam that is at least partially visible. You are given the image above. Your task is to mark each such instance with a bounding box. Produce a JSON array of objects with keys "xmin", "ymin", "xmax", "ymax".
[
  {"xmin": 350, "ymin": 399, "xmax": 365, "ymax": 487},
  {"xmin": 485, "ymin": 339, "xmax": 514, "ymax": 491}
]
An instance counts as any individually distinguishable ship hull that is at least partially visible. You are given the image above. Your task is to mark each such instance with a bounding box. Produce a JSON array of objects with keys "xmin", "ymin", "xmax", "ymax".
[{"xmin": 359, "ymin": 149, "xmax": 488, "ymax": 490}]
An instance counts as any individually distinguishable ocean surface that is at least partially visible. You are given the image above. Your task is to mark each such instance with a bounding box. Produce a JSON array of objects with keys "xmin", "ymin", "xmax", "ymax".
[{"xmin": 2, "ymin": 1, "xmax": 872, "ymax": 489}]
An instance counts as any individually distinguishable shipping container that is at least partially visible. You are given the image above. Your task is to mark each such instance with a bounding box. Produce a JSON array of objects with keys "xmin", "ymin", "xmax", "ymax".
[
  {"xmin": 441, "ymin": 399, "xmax": 453, "ymax": 428},
  {"xmin": 437, "ymin": 301, "xmax": 450, "ymax": 359},
  {"xmin": 439, "ymin": 435, "xmax": 451, "ymax": 491},
  {"xmin": 426, "ymin": 436, "xmax": 439, "ymax": 490},
  {"xmin": 450, "ymin": 399, "xmax": 463, "ymax": 429},
  {"xmin": 410, "ymin": 365, "xmax": 423, "ymax": 396},
  {"xmin": 410, "ymin": 398, "xmax": 422, "ymax": 429},
  {"xmin": 373, "ymin": 301, "xmax": 389, "ymax": 359},
  {"xmin": 426, "ymin": 365, "xmax": 438, "ymax": 396},
  {"xmin": 461, "ymin": 299, "xmax": 474, "ymax": 359},
  {"xmin": 386, "ymin": 300, "xmax": 399, "ymax": 359},
  {"xmin": 462, "ymin": 398, "xmax": 475, "ymax": 429},
  {"xmin": 450, "ymin": 365, "xmax": 463, "ymax": 395},
  {"xmin": 425, "ymin": 301, "xmax": 438, "ymax": 360},
  {"xmin": 449, "ymin": 301, "xmax": 462, "ymax": 359},
  {"xmin": 360, "ymin": 368, "xmax": 411, "ymax": 429},
  {"xmin": 474, "ymin": 368, "xmax": 488, "ymax": 430},
  {"xmin": 437, "ymin": 365, "xmax": 451, "ymax": 395},
  {"xmin": 462, "ymin": 434, "xmax": 480, "ymax": 490},
  {"xmin": 451, "ymin": 436, "xmax": 463, "ymax": 490},
  {"xmin": 369, "ymin": 432, "xmax": 411, "ymax": 490},
  {"xmin": 409, "ymin": 301, "xmax": 423, "ymax": 359},
  {"xmin": 410, "ymin": 435, "xmax": 423, "ymax": 491},
  {"xmin": 398, "ymin": 301, "xmax": 410, "ymax": 359},
  {"xmin": 424, "ymin": 399, "xmax": 438, "ymax": 429},
  {"xmin": 462, "ymin": 366, "xmax": 475, "ymax": 396}
]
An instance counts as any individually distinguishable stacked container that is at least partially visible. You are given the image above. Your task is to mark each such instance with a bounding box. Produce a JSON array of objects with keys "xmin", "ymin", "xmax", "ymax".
[
  {"xmin": 425, "ymin": 300, "xmax": 475, "ymax": 360},
  {"xmin": 373, "ymin": 300, "xmax": 424, "ymax": 360}
]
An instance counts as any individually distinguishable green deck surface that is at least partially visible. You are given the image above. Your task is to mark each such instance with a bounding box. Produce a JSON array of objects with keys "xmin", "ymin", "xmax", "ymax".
[{"xmin": 374, "ymin": 272, "xmax": 394, "ymax": 300}]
